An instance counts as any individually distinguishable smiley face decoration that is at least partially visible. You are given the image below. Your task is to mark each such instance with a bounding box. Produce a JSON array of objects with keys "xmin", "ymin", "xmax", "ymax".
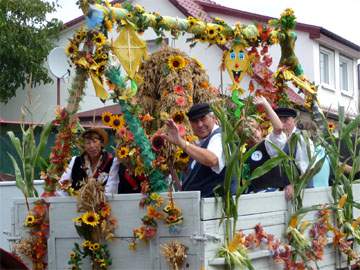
[{"xmin": 224, "ymin": 44, "xmax": 251, "ymax": 93}]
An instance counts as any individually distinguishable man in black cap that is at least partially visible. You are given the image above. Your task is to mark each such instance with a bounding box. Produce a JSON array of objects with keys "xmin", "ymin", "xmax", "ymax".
[
  {"xmin": 162, "ymin": 103, "xmax": 225, "ymax": 197},
  {"xmin": 273, "ymin": 107, "xmax": 314, "ymax": 175}
]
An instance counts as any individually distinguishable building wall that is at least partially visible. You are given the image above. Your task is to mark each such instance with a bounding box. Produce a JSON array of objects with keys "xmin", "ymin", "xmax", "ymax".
[{"xmin": 0, "ymin": 0, "xmax": 358, "ymax": 122}]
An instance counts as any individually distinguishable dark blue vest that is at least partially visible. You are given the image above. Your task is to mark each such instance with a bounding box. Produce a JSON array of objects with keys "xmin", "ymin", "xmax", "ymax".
[
  {"xmin": 247, "ymin": 140, "xmax": 289, "ymax": 193},
  {"xmin": 182, "ymin": 128, "xmax": 225, "ymax": 197}
]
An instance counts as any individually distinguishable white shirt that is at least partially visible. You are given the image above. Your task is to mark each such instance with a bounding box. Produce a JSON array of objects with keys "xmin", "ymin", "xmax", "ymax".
[
  {"xmin": 190, "ymin": 124, "xmax": 225, "ymax": 174},
  {"xmin": 58, "ymin": 156, "xmax": 120, "ymax": 196},
  {"xmin": 265, "ymin": 127, "xmax": 314, "ymax": 175}
]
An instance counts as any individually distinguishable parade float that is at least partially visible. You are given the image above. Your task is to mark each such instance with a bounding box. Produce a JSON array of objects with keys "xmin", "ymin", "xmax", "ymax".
[{"xmin": 5, "ymin": 1, "xmax": 360, "ymax": 269}]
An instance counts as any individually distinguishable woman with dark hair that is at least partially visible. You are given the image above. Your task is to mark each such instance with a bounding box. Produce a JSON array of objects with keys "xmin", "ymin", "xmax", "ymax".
[{"xmin": 58, "ymin": 128, "xmax": 119, "ymax": 195}]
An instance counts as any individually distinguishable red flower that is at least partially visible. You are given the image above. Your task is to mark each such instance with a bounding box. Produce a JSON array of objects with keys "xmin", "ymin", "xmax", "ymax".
[
  {"xmin": 151, "ymin": 134, "xmax": 165, "ymax": 152},
  {"xmin": 173, "ymin": 85, "xmax": 185, "ymax": 95},
  {"xmin": 175, "ymin": 96, "xmax": 187, "ymax": 107}
]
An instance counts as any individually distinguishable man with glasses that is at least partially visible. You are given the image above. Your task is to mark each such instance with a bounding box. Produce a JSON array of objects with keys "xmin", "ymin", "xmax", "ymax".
[{"xmin": 162, "ymin": 103, "xmax": 225, "ymax": 197}]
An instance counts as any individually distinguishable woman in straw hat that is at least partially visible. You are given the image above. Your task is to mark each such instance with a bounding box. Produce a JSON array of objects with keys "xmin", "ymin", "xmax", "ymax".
[{"xmin": 58, "ymin": 128, "xmax": 119, "ymax": 195}]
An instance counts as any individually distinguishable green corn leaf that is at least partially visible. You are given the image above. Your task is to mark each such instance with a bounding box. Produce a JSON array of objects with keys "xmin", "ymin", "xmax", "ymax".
[
  {"xmin": 249, "ymin": 155, "xmax": 286, "ymax": 181},
  {"xmin": 6, "ymin": 131, "xmax": 22, "ymax": 160},
  {"xmin": 33, "ymin": 122, "xmax": 52, "ymax": 167},
  {"xmin": 8, "ymin": 153, "xmax": 26, "ymax": 196}
]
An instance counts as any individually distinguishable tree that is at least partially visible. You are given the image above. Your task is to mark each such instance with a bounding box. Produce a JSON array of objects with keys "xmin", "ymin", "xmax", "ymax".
[{"xmin": 0, "ymin": 0, "xmax": 62, "ymax": 103}]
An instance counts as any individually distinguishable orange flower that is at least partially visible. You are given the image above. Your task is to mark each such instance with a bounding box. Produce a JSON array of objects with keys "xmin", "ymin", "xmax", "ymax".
[
  {"xmin": 141, "ymin": 113, "xmax": 154, "ymax": 122},
  {"xmin": 328, "ymin": 122, "xmax": 336, "ymax": 132},
  {"xmin": 147, "ymin": 205, "xmax": 164, "ymax": 219},
  {"xmin": 199, "ymin": 81, "xmax": 209, "ymax": 89}
]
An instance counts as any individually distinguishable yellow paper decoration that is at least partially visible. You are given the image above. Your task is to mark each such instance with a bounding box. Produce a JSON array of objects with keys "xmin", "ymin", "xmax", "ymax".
[
  {"xmin": 112, "ymin": 25, "xmax": 147, "ymax": 79},
  {"xmin": 224, "ymin": 44, "xmax": 251, "ymax": 90},
  {"xmin": 90, "ymin": 73, "xmax": 108, "ymax": 100}
]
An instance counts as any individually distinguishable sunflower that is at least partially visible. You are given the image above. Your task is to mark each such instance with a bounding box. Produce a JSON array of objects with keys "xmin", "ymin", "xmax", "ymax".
[
  {"xmin": 81, "ymin": 211, "xmax": 100, "ymax": 227},
  {"xmin": 70, "ymin": 252, "xmax": 77, "ymax": 259},
  {"xmin": 205, "ymin": 25, "xmax": 218, "ymax": 39},
  {"xmin": 24, "ymin": 214, "xmax": 36, "ymax": 226},
  {"xmin": 172, "ymin": 111, "xmax": 185, "ymax": 124},
  {"xmin": 66, "ymin": 42, "xmax": 78, "ymax": 56},
  {"xmin": 117, "ymin": 146, "xmax": 130, "ymax": 159},
  {"xmin": 93, "ymin": 32, "xmax": 106, "ymax": 47},
  {"xmin": 328, "ymin": 122, "xmax": 336, "ymax": 133},
  {"xmin": 187, "ymin": 16, "xmax": 198, "ymax": 28},
  {"xmin": 72, "ymin": 216, "xmax": 83, "ymax": 223},
  {"xmin": 89, "ymin": 243, "xmax": 100, "ymax": 251},
  {"xmin": 168, "ymin": 55, "xmax": 186, "ymax": 71},
  {"xmin": 175, "ymin": 148, "xmax": 190, "ymax": 163},
  {"xmin": 216, "ymin": 34, "xmax": 227, "ymax": 45},
  {"xmin": 134, "ymin": 166, "xmax": 144, "ymax": 176},
  {"xmin": 82, "ymin": 240, "xmax": 92, "ymax": 248},
  {"xmin": 110, "ymin": 115, "xmax": 125, "ymax": 130},
  {"xmin": 101, "ymin": 111, "xmax": 112, "ymax": 126}
]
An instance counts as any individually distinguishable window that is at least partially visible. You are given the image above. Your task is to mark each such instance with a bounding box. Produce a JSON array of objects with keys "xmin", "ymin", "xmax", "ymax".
[
  {"xmin": 339, "ymin": 55, "xmax": 354, "ymax": 92},
  {"xmin": 319, "ymin": 46, "xmax": 335, "ymax": 87}
]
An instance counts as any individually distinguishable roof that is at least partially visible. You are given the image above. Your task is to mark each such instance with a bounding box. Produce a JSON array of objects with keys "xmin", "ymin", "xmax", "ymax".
[
  {"xmin": 76, "ymin": 104, "xmax": 121, "ymax": 119},
  {"xmin": 63, "ymin": 0, "xmax": 360, "ymax": 52}
]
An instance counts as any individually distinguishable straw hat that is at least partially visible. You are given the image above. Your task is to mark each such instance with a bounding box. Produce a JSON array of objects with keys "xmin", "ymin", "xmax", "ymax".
[{"xmin": 81, "ymin": 128, "xmax": 109, "ymax": 145}]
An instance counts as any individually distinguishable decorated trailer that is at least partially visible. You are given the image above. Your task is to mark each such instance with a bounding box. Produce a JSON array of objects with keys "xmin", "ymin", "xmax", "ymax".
[
  {"xmin": 8, "ymin": 185, "xmax": 359, "ymax": 270},
  {"xmin": 4, "ymin": 1, "xmax": 360, "ymax": 270}
]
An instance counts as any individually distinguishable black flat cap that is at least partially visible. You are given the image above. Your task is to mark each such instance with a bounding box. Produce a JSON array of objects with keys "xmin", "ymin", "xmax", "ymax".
[
  {"xmin": 274, "ymin": 107, "xmax": 297, "ymax": 118},
  {"xmin": 187, "ymin": 103, "xmax": 211, "ymax": 120}
]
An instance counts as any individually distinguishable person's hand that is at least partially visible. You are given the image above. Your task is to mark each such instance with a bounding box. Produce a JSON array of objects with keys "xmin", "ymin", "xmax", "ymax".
[
  {"xmin": 161, "ymin": 119, "xmax": 182, "ymax": 146},
  {"xmin": 284, "ymin": 184, "xmax": 294, "ymax": 201},
  {"xmin": 253, "ymin": 95, "xmax": 269, "ymax": 107}
]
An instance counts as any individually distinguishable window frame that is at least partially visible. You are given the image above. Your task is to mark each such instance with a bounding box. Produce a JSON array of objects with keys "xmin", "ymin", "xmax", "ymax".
[
  {"xmin": 339, "ymin": 54, "xmax": 354, "ymax": 93},
  {"xmin": 319, "ymin": 46, "xmax": 335, "ymax": 89}
]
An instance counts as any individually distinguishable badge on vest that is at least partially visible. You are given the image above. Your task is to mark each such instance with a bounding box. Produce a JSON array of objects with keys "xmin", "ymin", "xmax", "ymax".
[{"xmin": 251, "ymin": 150, "xmax": 263, "ymax": 161}]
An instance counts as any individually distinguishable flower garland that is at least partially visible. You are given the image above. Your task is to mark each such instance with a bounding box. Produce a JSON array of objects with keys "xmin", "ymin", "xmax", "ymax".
[
  {"xmin": 66, "ymin": 27, "xmax": 109, "ymax": 78},
  {"xmin": 68, "ymin": 178, "xmax": 117, "ymax": 270},
  {"xmin": 14, "ymin": 200, "xmax": 49, "ymax": 270}
]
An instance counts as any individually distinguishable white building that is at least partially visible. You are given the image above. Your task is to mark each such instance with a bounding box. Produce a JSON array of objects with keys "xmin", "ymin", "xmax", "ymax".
[{"xmin": 1, "ymin": 0, "xmax": 359, "ymax": 122}]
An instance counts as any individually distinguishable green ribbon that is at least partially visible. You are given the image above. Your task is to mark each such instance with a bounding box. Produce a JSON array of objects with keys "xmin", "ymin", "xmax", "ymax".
[{"xmin": 231, "ymin": 89, "xmax": 244, "ymax": 118}]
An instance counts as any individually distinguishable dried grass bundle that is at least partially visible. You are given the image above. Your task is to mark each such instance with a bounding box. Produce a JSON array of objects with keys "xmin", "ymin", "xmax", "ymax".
[
  {"xmin": 160, "ymin": 240, "xmax": 188, "ymax": 270},
  {"xmin": 77, "ymin": 177, "xmax": 106, "ymax": 212}
]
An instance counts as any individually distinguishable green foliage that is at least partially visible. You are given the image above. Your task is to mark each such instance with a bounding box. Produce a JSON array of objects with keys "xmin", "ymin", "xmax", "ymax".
[
  {"xmin": 0, "ymin": 0, "xmax": 62, "ymax": 103},
  {"xmin": 212, "ymin": 99, "xmax": 287, "ymax": 244},
  {"xmin": 7, "ymin": 122, "xmax": 52, "ymax": 208}
]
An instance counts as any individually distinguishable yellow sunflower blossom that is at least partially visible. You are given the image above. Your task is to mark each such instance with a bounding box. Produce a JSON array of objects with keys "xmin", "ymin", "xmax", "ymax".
[
  {"xmin": 175, "ymin": 148, "xmax": 190, "ymax": 163},
  {"xmin": 110, "ymin": 115, "xmax": 125, "ymax": 130},
  {"xmin": 24, "ymin": 214, "xmax": 36, "ymax": 226},
  {"xmin": 70, "ymin": 252, "xmax": 77, "ymax": 259},
  {"xmin": 216, "ymin": 34, "xmax": 227, "ymax": 45},
  {"xmin": 101, "ymin": 111, "xmax": 112, "ymax": 126},
  {"xmin": 117, "ymin": 146, "xmax": 130, "ymax": 159},
  {"xmin": 187, "ymin": 16, "xmax": 199, "ymax": 28},
  {"xmin": 172, "ymin": 111, "xmax": 185, "ymax": 124},
  {"xmin": 168, "ymin": 55, "xmax": 186, "ymax": 71},
  {"xmin": 81, "ymin": 211, "xmax": 100, "ymax": 227},
  {"xmin": 89, "ymin": 242, "xmax": 100, "ymax": 251},
  {"xmin": 82, "ymin": 240, "xmax": 92, "ymax": 248},
  {"xmin": 93, "ymin": 32, "xmax": 106, "ymax": 47},
  {"xmin": 66, "ymin": 42, "xmax": 78, "ymax": 56},
  {"xmin": 205, "ymin": 25, "xmax": 218, "ymax": 39}
]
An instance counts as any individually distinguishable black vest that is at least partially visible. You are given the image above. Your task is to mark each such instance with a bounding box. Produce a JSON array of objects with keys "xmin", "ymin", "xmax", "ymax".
[
  {"xmin": 182, "ymin": 128, "xmax": 225, "ymax": 197},
  {"xmin": 71, "ymin": 152, "xmax": 114, "ymax": 190},
  {"xmin": 247, "ymin": 140, "xmax": 289, "ymax": 193},
  {"xmin": 117, "ymin": 164, "xmax": 141, "ymax": 194}
]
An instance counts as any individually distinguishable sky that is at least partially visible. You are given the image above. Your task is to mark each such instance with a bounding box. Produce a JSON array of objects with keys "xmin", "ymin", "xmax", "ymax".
[{"xmin": 51, "ymin": 0, "xmax": 360, "ymax": 46}]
